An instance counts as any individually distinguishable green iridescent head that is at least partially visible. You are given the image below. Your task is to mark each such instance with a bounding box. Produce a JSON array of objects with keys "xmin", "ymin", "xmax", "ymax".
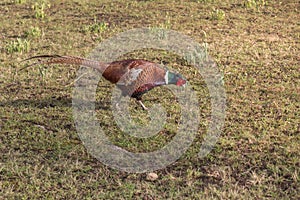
[{"xmin": 165, "ymin": 71, "xmax": 186, "ymax": 86}]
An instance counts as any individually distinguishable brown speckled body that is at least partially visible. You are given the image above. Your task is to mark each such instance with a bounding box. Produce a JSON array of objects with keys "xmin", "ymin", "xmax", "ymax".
[{"xmin": 103, "ymin": 59, "xmax": 166, "ymax": 99}]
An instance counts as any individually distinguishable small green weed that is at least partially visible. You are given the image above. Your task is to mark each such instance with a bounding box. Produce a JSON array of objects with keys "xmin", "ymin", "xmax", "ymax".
[
  {"xmin": 32, "ymin": 0, "xmax": 51, "ymax": 19},
  {"xmin": 210, "ymin": 8, "xmax": 225, "ymax": 20},
  {"xmin": 38, "ymin": 66, "xmax": 48, "ymax": 83},
  {"xmin": 83, "ymin": 19, "xmax": 108, "ymax": 34},
  {"xmin": 195, "ymin": 0, "xmax": 214, "ymax": 3},
  {"xmin": 159, "ymin": 13, "xmax": 172, "ymax": 29},
  {"xmin": 244, "ymin": 0, "xmax": 268, "ymax": 9},
  {"xmin": 6, "ymin": 38, "xmax": 30, "ymax": 54},
  {"xmin": 24, "ymin": 27, "xmax": 42, "ymax": 38},
  {"xmin": 13, "ymin": 0, "xmax": 26, "ymax": 4},
  {"xmin": 183, "ymin": 43, "xmax": 209, "ymax": 65},
  {"xmin": 149, "ymin": 12, "xmax": 172, "ymax": 38},
  {"xmin": 160, "ymin": 18, "xmax": 171, "ymax": 29}
]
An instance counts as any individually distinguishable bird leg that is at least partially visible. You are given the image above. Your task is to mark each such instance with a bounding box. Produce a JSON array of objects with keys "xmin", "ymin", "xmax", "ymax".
[{"xmin": 137, "ymin": 100, "xmax": 148, "ymax": 110}]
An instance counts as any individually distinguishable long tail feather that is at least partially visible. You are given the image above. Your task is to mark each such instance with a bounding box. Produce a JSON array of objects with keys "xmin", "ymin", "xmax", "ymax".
[{"xmin": 20, "ymin": 55, "xmax": 108, "ymax": 72}]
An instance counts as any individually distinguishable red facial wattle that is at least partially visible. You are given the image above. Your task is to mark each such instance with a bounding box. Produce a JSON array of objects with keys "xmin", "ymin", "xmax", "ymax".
[{"xmin": 176, "ymin": 78, "xmax": 186, "ymax": 86}]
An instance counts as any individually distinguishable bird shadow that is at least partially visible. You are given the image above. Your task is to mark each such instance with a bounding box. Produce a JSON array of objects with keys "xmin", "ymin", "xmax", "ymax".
[{"xmin": 0, "ymin": 96, "xmax": 111, "ymax": 110}]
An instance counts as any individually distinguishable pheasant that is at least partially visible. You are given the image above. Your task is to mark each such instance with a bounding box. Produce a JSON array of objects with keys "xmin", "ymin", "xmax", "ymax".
[{"xmin": 23, "ymin": 55, "xmax": 186, "ymax": 110}]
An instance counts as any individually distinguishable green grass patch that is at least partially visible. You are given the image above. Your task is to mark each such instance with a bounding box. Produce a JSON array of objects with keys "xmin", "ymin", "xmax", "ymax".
[
  {"xmin": 32, "ymin": 0, "xmax": 51, "ymax": 19},
  {"xmin": 210, "ymin": 8, "xmax": 225, "ymax": 21},
  {"xmin": 6, "ymin": 38, "xmax": 30, "ymax": 54},
  {"xmin": 83, "ymin": 18, "xmax": 108, "ymax": 34},
  {"xmin": 0, "ymin": 0, "xmax": 299, "ymax": 199},
  {"xmin": 24, "ymin": 26, "xmax": 42, "ymax": 38},
  {"xmin": 13, "ymin": 0, "xmax": 27, "ymax": 4},
  {"xmin": 244, "ymin": 0, "xmax": 268, "ymax": 9}
]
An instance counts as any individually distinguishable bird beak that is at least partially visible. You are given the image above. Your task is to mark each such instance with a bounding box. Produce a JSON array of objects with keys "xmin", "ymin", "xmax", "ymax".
[
  {"xmin": 183, "ymin": 78, "xmax": 187, "ymax": 88},
  {"xmin": 181, "ymin": 79, "xmax": 187, "ymax": 88}
]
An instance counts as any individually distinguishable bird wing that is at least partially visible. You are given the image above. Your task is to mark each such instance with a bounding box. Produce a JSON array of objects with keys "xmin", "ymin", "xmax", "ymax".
[{"xmin": 107, "ymin": 60, "xmax": 166, "ymax": 97}]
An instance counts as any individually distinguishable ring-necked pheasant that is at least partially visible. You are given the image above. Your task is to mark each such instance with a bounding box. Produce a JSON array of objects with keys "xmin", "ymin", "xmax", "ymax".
[{"xmin": 22, "ymin": 55, "xmax": 186, "ymax": 110}]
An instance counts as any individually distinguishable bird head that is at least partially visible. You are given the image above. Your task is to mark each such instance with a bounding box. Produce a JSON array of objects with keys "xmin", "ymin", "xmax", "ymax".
[
  {"xmin": 175, "ymin": 74, "xmax": 187, "ymax": 87},
  {"xmin": 166, "ymin": 71, "xmax": 186, "ymax": 87}
]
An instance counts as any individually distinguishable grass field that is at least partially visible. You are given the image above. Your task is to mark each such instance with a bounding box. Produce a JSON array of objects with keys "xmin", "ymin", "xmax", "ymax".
[{"xmin": 0, "ymin": 0, "xmax": 299, "ymax": 199}]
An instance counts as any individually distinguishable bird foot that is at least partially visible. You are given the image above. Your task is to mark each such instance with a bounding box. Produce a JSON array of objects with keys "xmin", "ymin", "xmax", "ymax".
[{"xmin": 137, "ymin": 100, "xmax": 148, "ymax": 110}]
